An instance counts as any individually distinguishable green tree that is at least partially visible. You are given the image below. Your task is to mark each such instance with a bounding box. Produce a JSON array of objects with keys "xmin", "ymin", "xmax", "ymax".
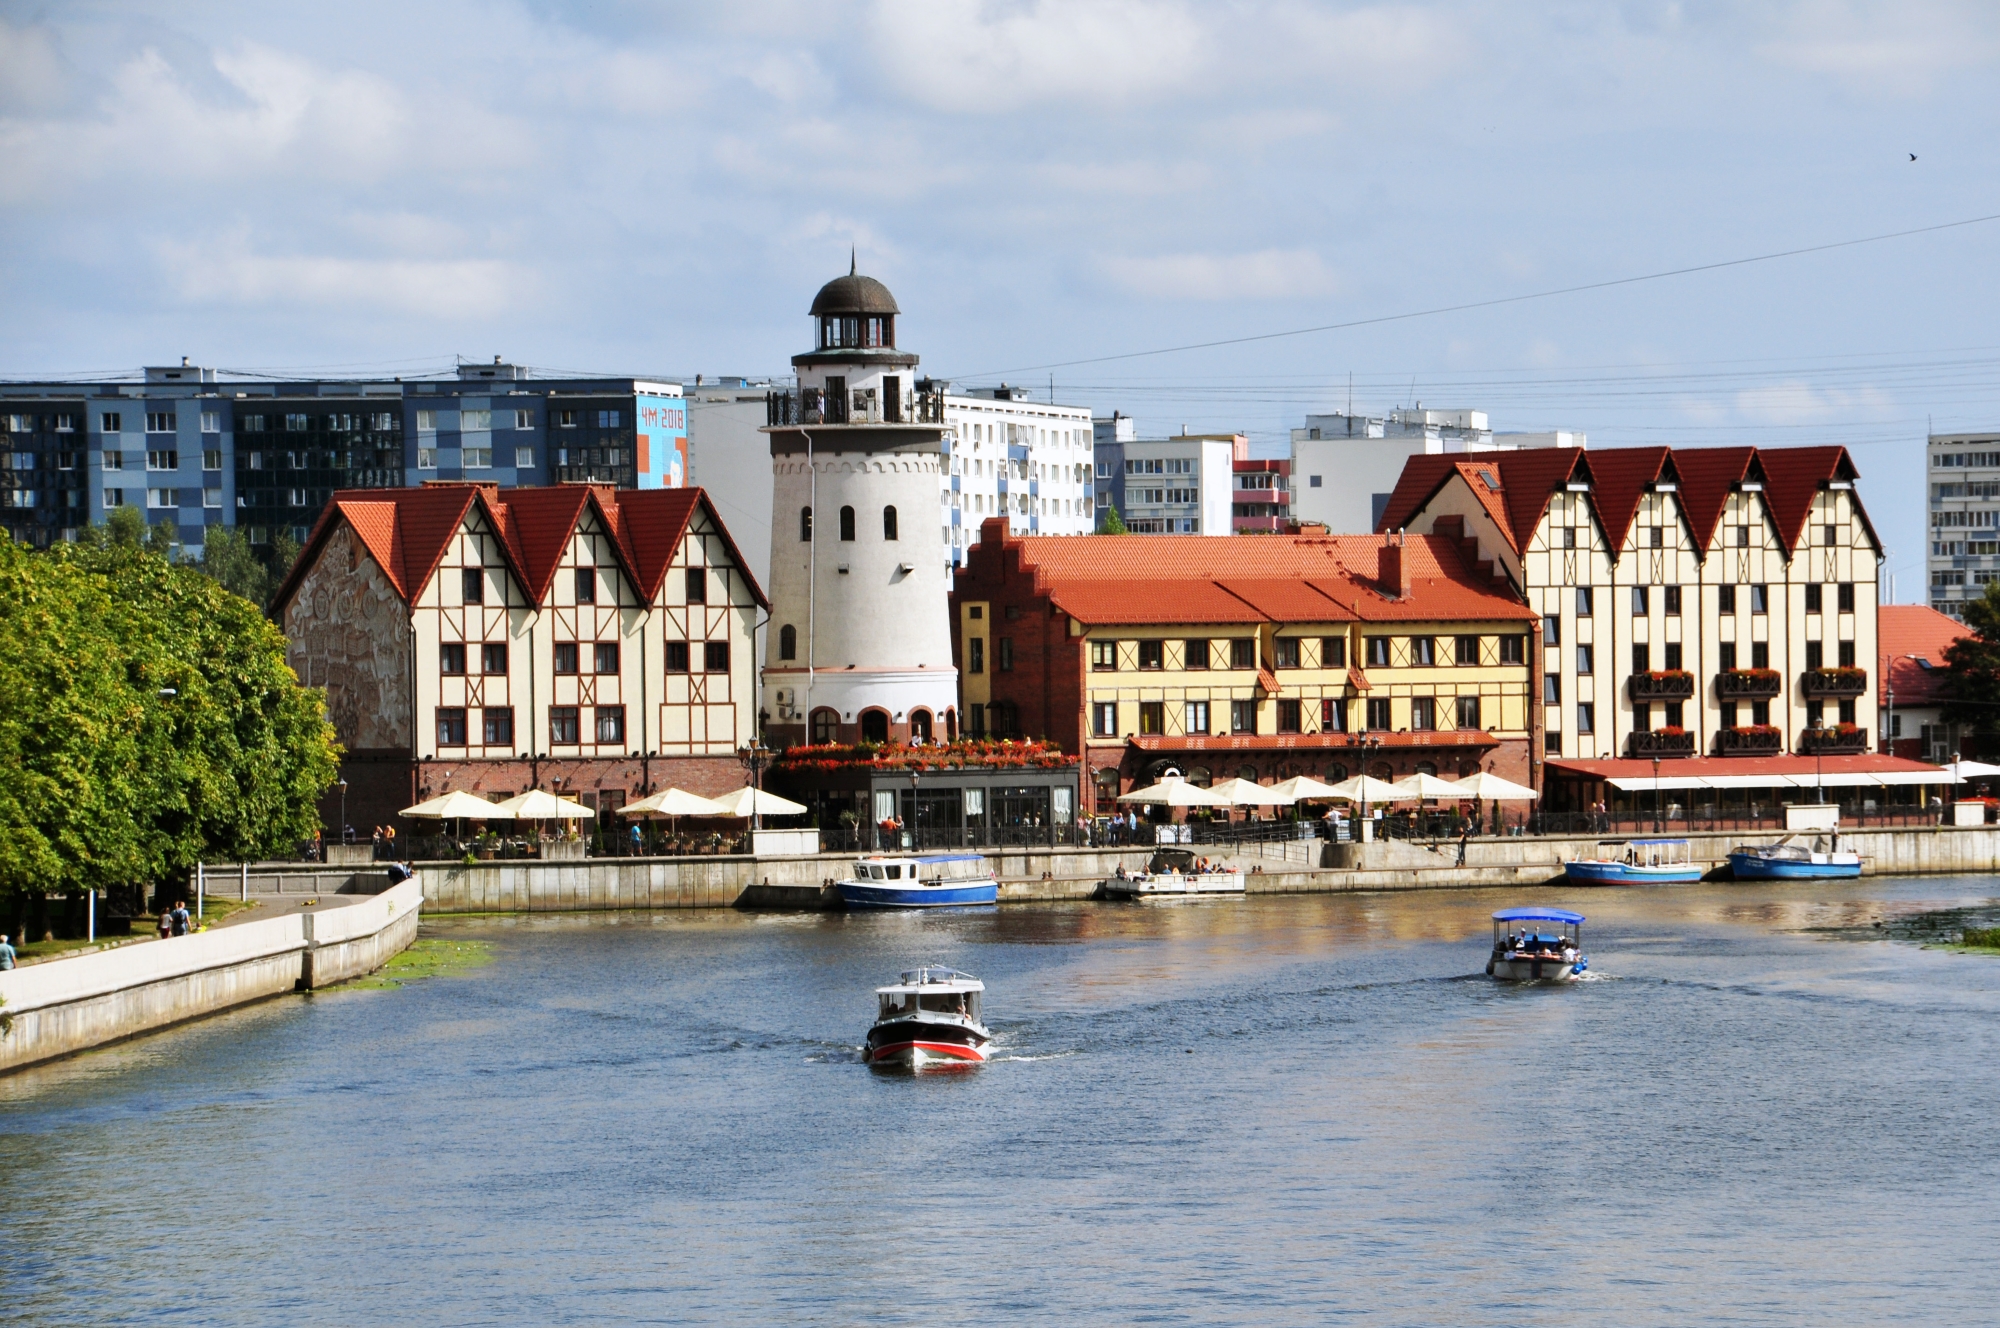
[
  {"xmin": 1097, "ymin": 503, "xmax": 1128, "ymax": 534},
  {"xmin": 196, "ymin": 526, "xmax": 276, "ymax": 606},
  {"xmin": 0, "ymin": 534, "xmax": 340, "ymax": 907},
  {"xmin": 1941, "ymin": 580, "xmax": 2000, "ymax": 737}
]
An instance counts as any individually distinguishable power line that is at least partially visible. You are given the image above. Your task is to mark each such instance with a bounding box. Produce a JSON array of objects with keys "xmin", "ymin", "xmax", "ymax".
[{"xmin": 947, "ymin": 209, "xmax": 2000, "ymax": 379}]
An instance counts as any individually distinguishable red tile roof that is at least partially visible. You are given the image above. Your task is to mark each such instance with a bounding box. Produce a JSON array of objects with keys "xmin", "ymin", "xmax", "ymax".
[
  {"xmin": 1880, "ymin": 604, "xmax": 1969, "ymax": 709},
  {"xmin": 1131, "ymin": 731, "xmax": 1497, "ymax": 752},
  {"xmin": 1376, "ymin": 448, "xmax": 1589, "ymax": 553},
  {"xmin": 1578, "ymin": 447, "xmax": 1671, "ymax": 555},
  {"xmin": 1046, "ymin": 579, "xmax": 1267, "ymax": 625},
  {"xmin": 273, "ymin": 484, "xmax": 766, "ymax": 615},
  {"xmin": 1666, "ymin": 446, "xmax": 1758, "ymax": 552},
  {"xmin": 1545, "ymin": 754, "xmax": 1943, "ymax": 781}
]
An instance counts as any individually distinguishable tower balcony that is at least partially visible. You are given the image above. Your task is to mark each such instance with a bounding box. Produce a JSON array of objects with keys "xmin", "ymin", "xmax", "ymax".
[{"xmin": 767, "ymin": 388, "xmax": 946, "ymax": 428}]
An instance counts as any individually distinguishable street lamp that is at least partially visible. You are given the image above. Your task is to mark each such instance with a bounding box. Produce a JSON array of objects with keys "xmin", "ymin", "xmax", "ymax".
[
  {"xmin": 737, "ymin": 738, "xmax": 773, "ymax": 832},
  {"xmin": 1651, "ymin": 756, "xmax": 1661, "ymax": 833},
  {"xmin": 338, "ymin": 779, "xmax": 349, "ymax": 845}
]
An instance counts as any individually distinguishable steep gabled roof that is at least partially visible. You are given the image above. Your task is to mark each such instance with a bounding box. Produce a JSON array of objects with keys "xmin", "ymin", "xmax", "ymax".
[
  {"xmin": 1755, "ymin": 445, "xmax": 1879, "ymax": 555},
  {"xmin": 1580, "ymin": 446, "xmax": 1673, "ymax": 555},
  {"xmin": 1374, "ymin": 456, "xmax": 1461, "ymax": 535},
  {"xmin": 1669, "ymin": 447, "xmax": 1758, "ymax": 551}
]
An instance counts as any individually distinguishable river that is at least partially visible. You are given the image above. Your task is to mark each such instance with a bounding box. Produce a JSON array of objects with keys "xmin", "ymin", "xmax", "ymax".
[{"xmin": 3, "ymin": 879, "xmax": 1999, "ymax": 1326}]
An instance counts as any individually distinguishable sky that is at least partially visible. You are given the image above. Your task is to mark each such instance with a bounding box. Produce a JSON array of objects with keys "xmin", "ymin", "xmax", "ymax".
[{"xmin": 5, "ymin": 0, "xmax": 2000, "ymax": 594}]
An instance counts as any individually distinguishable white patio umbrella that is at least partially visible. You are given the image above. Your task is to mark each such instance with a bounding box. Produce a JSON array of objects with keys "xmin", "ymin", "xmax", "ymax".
[
  {"xmin": 1452, "ymin": 771, "xmax": 1540, "ymax": 801},
  {"xmin": 705, "ymin": 786, "xmax": 809, "ymax": 818},
  {"xmin": 623, "ymin": 787, "xmax": 728, "ymax": 818},
  {"xmin": 1267, "ymin": 774, "xmax": 1345, "ymax": 802},
  {"xmin": 1323, "ymin": 774, "xmax": 1404, "ymax": 805},
  {"xmin": 1116, "ymin": 778, "xmax": 1232, "ymax": 807},
  {"xmin": 1206, "ymin": 777, "xmax": 1295, "ymax": 805},
  {"xmin": 1389, "ymin": 772, "xmax": 1465, "ymax": 801},
  {"xmin": 490, "ymin": 789, "xmax": 596, "ymax": 819},
  {"xmin": 401, "ymin": 790, "xmax": 514, "ymax": 819},
  {"xmin": 1943, "ymin": 760, "xmax": 2000, "ymax": 781}
]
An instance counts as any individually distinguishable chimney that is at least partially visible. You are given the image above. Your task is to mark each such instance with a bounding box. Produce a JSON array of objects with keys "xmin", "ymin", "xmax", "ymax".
[{"xmin": 1379, "ymin": 530, "xmax": 1411, "ymax": 599}]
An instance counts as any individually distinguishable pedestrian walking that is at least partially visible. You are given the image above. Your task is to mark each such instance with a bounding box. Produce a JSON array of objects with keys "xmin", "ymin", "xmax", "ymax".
[
  {"xmin": 0, "ymin": 933, "xmax": 15, "ymax": 970},
  {"xmin": 169, "ymin": 900, "xmax": 192, "ymax": 936},
  {"xmin": 1456, "ymin": 825, "xmax": 1471, "ymax": 867},
  {"xmin": 629, "ymin": 822, "xmax": 643, "ymax": 857},
  {"xmin": 157, "ymin": 910, "xmax": 173, "ymax": 940}
]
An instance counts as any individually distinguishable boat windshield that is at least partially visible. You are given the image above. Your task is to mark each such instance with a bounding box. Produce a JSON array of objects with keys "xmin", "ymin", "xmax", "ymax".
[
  {"xmin": 878, "ymin": 993, "xmax": 915, "ymax": 1018},
  {"xmin": 918, "ymin": 992, "xmax": 969, "ymax": 1015}
]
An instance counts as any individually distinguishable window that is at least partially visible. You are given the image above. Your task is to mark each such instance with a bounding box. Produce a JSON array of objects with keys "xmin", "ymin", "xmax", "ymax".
[
  {"xmin": 146, "ymin": 412, "xmax": 174, "ymax": 434},
  {"xmin": 665, "ymin": 641, "xmax": 689, "ymax": 673},
  {"xmin": 685, "ymin": 568, "xmax": 707, "ymax": 603},
  {"xmin": 1310, "ymin": 475, "xmax": 1322, "ymax": 487},
  {"xmin": 1231, "ymin": 699, "xmax": 1258, "ymax": 734},
  {"xmin": 780, "ymin": 625, "xmax": 798, "ymax": 661},
  {"xmin": 1545, "ymin": 730, "xmax": 1561, "ymax": 754},
  {"xmin": 800, "ymin": 506, "xmax": 813, "ymax": 541},
  {"xmin": 285, "ymin": 414, "xmax": 309, "ymax": 432},
  {"xmin": 462, "ymin": 568, "xmax": 484, "ymax": 604},
  {"xmin": 1406, "ymin": 696, "xmax": 1434, "ymax": 730},
  {"xmin": 1542, "ymin": 615, "xmax": 1560, "ymax": 646},
  {"xmin": 436, "ymin": 708, "xmax": 467, "ymax": 745},
  {"xmin": 555, "ymin": 410, "xmax": 578, "ymax": 429},
  {"xmin": 1321, "ymin": 637, "xmax": 1346, "ymax": 668},
  {"xmin": 147, "ymin": 450, "xmax": 177, "ymax": 471},
  {"xmin": 1139, "ymin": 702, "xmax": 1165, "ymax": 735},
  {"xmin": 202, "ymin": 449, "xmax": 221, "ymax": 471},
  {"xmin": 464, "ymin": 447, "xmax": 493, "ymax": 468},
  {"xmin": 1092, "ymin": 702, "xmax": 1118, "ymax": 736},
  {"xmin": 146, "ymin": 488, "xmax": 177, "ymax": 509},
  {"xmin": 1500, "ymin": 636, "xmax": 1525, "ymax": 665},
  {"xmin": 1718, "ymin": 584, "xmax": 1737, "ymax": 614},
  {"xmin": 883, "ymin": 506, "xmax": 898, "ymax": 540},
  {"xmin": 1185, "ymin": 639, "xmax": 1211, "ymax": 670},
  {"xmin": 100, "ymin": 412, "xmax": 122, "ymax": 433},
  {"xmin": 1273, "ymin": 638, "xmax": 1300, "ymax": 669},
  {"xmin": 1366, "ymin": 636, "xmax": 1390, "ymax": 667},
  {"xmin": 1750, "ymin": 700, "xmax": 1770, "ymax": 726},
  {"xmin": 1664, "ymin": 585, "xmax": 1682, "ymax": 616},
  {"xmin": 418, "ymin": 448, "xmax": 437, "ymax": 470},
  {"xmin": 1453, "ymin": 635, "xmax": 1479, "ymax": 666},
  {"xmin": 1456, "ymin": 695, "xmax": 1481, "ymax": 729},
  {"xmin": 1719, "ymin": 642, "xmax": 1737, "ymax": 671},
  {"xmin": 1410, "ymin": 636, "xmax": 1435, "ymax": 666},
  {"xmin": 515, "ymin": 447, "xmax": 534, "ymax": 468},
  {"xmin": 704, "ymin": 641, "xmax": 730, "ymax": 672},
  {"xmin": 1750, "ymin": 584, "xmax": 1768, "ymax": 614},
  {"xmin": 440, "ymin": 643, "xmax": 467, "ymax": 675},
  {"xmin": 1089, "ymin": 640, "xmax": 1116, "ymax": 671},
  {"xmin": 1186, "ymin": 700, "xmax": 1210, "ymax": 734},
  {"xmin": 574, "ymin": 567, "xmax": 596, "ymax": 603},
  {"xmin": 1544, "ymin": 675, "xmax": 1561, "ymax": 704},
  {"xmin": 462, "ymin": 410, "xmax": 491, "ymax": 431},
  {"xmin": 1838, "ymin": 641, "xmax": 1856, "ymax": 668},
  {"xmin": 1805, "ymin": 641, "xmax": 1823, "ymax": 671},
  {"xmin": 1366, "ymin": 698, "xmax": 1391, "ymax": 731},
  {"xmin": 1665, "ymin": 701, "xmax": 1684, "ymax": 729},
  {"xmin": 1137, "ymin": 640, "xmax": 1164, "ymax": 670},
  {"xmin": 1837, "ymin": 582, "xmax": 1855, "ymax": 612},
  {"xmin": 1576, "ymin": 703, "xmax": 1595, "ymax": 734},
  {"xmin": 1320, "ymin": 698, "xmax": 1345, "ymax": 732},
  {"xmin": 1823, "ymin": 524, "xmax": 1838, "ymax": 546},
  {"xmin": 1805, "ymin": 584, "xmax": 1823, "ymax": 613},
  {"xmin": 839, "ymin": 505, "xmax": 855, "ymax": 541},
  {"xmin": 1576, "ymin": 645, "xmax": 1593, "ymax": 674},
  {"xmin": 594, "ymin": 642, "xmax": 620, "ymax": 674},
  {"xmin": 812, "ymin": 708, "xmax": 838, "ymax": 743},
  {"xmin": 998, "ymin": 637, "xmax": 1013, "ymax": 671},
  {"xmin": 1561, "ymin": 526, "xmax": 1576, "ymax": 549},
  {"xmin": 1231, "ymin": 638, "xmax": 1257, "ymax": 670},
  {"xmin": 1750, "ymin": 642, "xmax": 1769, "ymax": 669},
  {"xmin": 481, "ymin": 643, "xmax": 508, "ymax": 674},
  {"xmin": 54, "ymin": 414, "xmax": 75, "ymax": 433},
  {"xmin": 597, "ymin": 410, "xmax": 621, "ymax": 428},
  {"xmin": 1664, "ymin": 643, "xmax": 1682, "ymax": 671},
  {"xmin": 1576, "ymin": 587, "xmax": 1593, "ymax": 616},
  {"xmin": 1632, "ymin": 643, "xmax": 1650, "ymax": 674},
  {"xmin": 549, "ymin": 706, "xmax": 580, "ymax": 744},
  {"xmin": 203, "ymin": 489, "xmax": 221, "ymax": 509},
  {"xmin": 1647, "ymin": 526, "xmax": 1663, "ymax": 549},
  {"xmin": 554, "ymin": 642, "xmax": 578, "ymax": 675},
  {"xmin": 595, "ymin": 706, "xmax": 625, "ymax": 743},
  {"xmin": 1277, "ymin": 699, "xmax": 1302, "ymax": 733},
  {"xmin": 1632, "ymin": 586, "xmax": 1649, "ymax": 614},
  {"xmin": 1838, "ymin": 698, "xmax": 1857, "ymax": 725},
  {"xmin": 102, "ymin": 487, "xmax": 125, "ymax": 507},
  {"xmin": 482, "ymin": 708, "xmax": 514, "ymax": 745}
]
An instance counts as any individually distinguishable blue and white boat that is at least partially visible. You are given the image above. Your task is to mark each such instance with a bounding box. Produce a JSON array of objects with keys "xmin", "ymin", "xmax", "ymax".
[
  {"xmin": 1487, "ymin": 907, "xmax": 1589, "ymax": 982},
  {"xmin": 1564, "ymin": 838, "xmax": 1706, "ymax": 885},
  {"xmin": 835, "ymin": 854, "xmax": 998, "ymax": 909},
  {"xmin": 1727, "ymin": 842, "xmax": 1862, "ymax": 880}
]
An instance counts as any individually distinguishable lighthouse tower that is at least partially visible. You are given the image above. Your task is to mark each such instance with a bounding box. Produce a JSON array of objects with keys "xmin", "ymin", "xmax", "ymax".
[{"xmin": 761, "ymin": 260, "xmax": 958, "ymax": 747}]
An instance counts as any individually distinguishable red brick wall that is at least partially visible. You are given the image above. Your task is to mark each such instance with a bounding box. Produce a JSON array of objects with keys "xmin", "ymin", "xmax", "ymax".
[{"xmin": 952, "ymin": 521, "xmax": 1087, "ymax": 754}]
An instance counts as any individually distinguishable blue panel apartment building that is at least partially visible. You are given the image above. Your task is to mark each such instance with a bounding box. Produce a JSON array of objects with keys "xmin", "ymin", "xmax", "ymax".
[{"xmin": 0, "ymin": 359, "xmax": 687, "ymax": 552}]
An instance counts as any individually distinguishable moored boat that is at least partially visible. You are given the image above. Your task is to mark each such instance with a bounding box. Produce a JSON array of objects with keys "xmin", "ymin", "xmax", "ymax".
[
  {"xmin": 1727, "ymin": 842, "xmax": 1862, "ymax": 880},
  {"xmin": 1564, "ymin": 838, "xmax": 1705, "ymax": 885},
  {"xmin": 1102, "ymin": 849, "xmax": 1244, "ymax": 899},
  {"xmin": 835, "ymin": 854, "xmax": 998, "ymax": 909},
  {"xmin": 1487, "ymin": 907, "xmax": 1589, "ymax": 981},
  {"xmin": 864, "ymin": 966, "xmax": 991, "ymax": 1068}
]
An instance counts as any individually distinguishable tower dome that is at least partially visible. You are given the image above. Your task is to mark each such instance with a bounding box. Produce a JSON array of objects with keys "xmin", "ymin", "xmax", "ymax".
[{"xmin": 809, "ymin": 269, "xmax": 900, "ymax": 317}]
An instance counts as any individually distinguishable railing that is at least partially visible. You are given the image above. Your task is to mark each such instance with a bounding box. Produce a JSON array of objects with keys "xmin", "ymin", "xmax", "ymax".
[
  {"xmin": 1628, "ymin": 670, "xmax": 1695, "ymax": 701},
  {"xmin": 1189, "ymin": 819, "xmax": 1320, "ymax": 845},
  {"xmin": 1718, "ymin": 669, "xmax": 1782, "ymax": 699},
  {"xmin": 1715, "ymin": 726, "xmax": 1783, "ymax": 756},
  {"xmin": 1627, "ymin": 729, "xmax": 1697, "ymax": 758},
  {"xmin": 1531, "ymin": 804, "xmax": 1936, "ymax": 835},
  {"xmin": 1798, "ymin": 726, "xmax": 1869, "ymax": 755},
  {"xmin": 766, "ymin": 389, "xmax": 947, "ymax": 428},
  {"xmin": 1801, "ymin": 668, "xmax": 1868, "ymax": 699}
]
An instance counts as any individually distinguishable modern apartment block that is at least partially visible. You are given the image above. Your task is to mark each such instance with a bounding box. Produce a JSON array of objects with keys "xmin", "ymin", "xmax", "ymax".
[
  {"xmin": 1925, "ymin": 428, "xmax": 2000, "ymax": 618},
  {"xmin": 0, "ymin": 360, "xmax": 687, "ymax": 554},
  {"xmin": 941, "ymin": 384, "xmax": 1095, "ymax": 561},
  {"xmin": 1378, "ymin": 445, "xmax": 1881, "ymax": 778},
  {"xmin": 1233, "ymin": 456, "xmax": 1292, "ymax": 532},
  {"xmin": 1291, "ymin": 407, "xmax": 1585, "ymax": 534},
  {"xmin": 949, "ymin": 517, "xmax": 1537, "ymax": 810},
  {"xmin": 1090, "ymin": 416, "xmax": 1237, "ymax": 534}
]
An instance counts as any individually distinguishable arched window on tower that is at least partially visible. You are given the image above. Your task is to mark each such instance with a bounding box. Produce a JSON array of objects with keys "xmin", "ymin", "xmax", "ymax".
[
  {"xmin": 883, "ymin": 505, "xmax": 898, "ymax": 540},
  {"xmin": 800, "ymin": 506, "xmax": 812, "ymax": 541},
  {"xmin": 840, "ymin": 506, "xmax": 856, "ymax": 541},
  {"xmin": 778, "ymin": 624, "xmax": 797, "ymax": 660}
]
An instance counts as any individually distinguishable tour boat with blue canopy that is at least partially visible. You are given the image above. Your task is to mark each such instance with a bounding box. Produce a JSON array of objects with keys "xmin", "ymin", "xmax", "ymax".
[
  {"xmin": 864, "ymin": 966, "xmax": 992, "ymax": 1068},
  {"xmin": 1564, "ymin": 838, "xmax": 1705, "ymax": 885},
  {"xmin": 835, "ymin": 854, "xmax": 999, "ymax": 909},
  {"xmin": 1487, "ymin": 907, "xmax": 1589, "ymax": 981},
  {"xmin": 1727, "ymin": 841, "xmax": 1862, "ymax": 880}
]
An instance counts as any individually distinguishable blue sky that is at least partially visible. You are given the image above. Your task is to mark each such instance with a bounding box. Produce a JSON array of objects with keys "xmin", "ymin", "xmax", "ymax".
[{"xmin": 4, "ymin": 1, "xmax": 1999, "ymax": 592}]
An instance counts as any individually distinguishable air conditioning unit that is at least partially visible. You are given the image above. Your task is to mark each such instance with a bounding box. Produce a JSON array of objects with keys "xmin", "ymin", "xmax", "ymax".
[{"xmin": 775, "ymin": 688, "xmax": 794, "ymax": 707}]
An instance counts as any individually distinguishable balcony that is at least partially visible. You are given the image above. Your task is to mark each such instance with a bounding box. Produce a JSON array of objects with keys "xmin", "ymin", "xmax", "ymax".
[
  {"xmin": 766, "ymin": 388, "xmax": 946, "ymax": 428},
  {"xmin": 1627, "ymin": 728, "xmax": 1696, "ymax": 758},
  {"xmin": 1628, "ymin": 670, "xmax": 1695, "ymax": 701},
  {"xmin": 1798, "ymin": 725, "xmax": 1868, "ymax": 755},
  {"xmin": 1715, "ymin": 725, "xmax": 1783, "ymax": 757},
  {"xmin": 1717, "ymin": 668, "xmax": 1781, "ymax": 700},
  {"xmin": 1801, "ymin": 667, "xmax": 1867, "ymax": 699}
]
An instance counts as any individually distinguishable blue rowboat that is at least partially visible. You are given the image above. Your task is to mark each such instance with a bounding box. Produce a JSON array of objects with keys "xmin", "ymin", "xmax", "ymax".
[
  {"xmin": 836, "ymin": 854, "xmax": 998, "ymax": 909},
  {"xmin": 1563, "ymin": 839, "xmax": 1706, "ymax": 885},
  {"xmin": 1727, "ymin": 844, "xmax": 1861, "ymax": 880}
]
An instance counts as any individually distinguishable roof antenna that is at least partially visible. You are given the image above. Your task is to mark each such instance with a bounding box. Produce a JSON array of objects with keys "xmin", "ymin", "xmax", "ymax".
[{"xmin": 850, "ymin": 247, "xmax": 857, "ymax": 276}]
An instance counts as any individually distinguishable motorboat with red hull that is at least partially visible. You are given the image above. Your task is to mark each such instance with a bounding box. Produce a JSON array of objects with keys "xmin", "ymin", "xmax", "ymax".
[{"xmin": 864, "ymin": 967, "xmax": 991, "ymax": 1070}]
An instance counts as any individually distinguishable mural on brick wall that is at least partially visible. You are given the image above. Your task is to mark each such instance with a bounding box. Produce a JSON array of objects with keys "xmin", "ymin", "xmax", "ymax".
[{"xmin": 283, "ymin": 524, "xmax": 412, "ymax": 751}]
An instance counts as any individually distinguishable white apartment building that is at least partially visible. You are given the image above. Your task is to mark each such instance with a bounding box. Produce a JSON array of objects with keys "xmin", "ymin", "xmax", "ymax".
[
  {"xmin": 1926, "ymin": 429, "xmax": 2000, "ymax": 618},
  {"xmin": 941, "ymin": 385, "xmax": 1095, "ymax": 567},
  {"xmin": 1291, "ymin": 407, "xmax": 1585, "ymax": 534},
  {"xmin": 1089, "ymin": 414, "xmax": 1238, "ymax": 535}
]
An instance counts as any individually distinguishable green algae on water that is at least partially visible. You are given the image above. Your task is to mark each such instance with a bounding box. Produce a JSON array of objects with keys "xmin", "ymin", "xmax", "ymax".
[{"xmin": 339, "ymin": 937, "xmax": 495, "ymax": 990}]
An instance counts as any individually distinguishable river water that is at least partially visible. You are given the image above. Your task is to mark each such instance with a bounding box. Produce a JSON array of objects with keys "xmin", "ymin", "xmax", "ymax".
[{"xmin": 4, "ymin": 879, "xmax": 2000, "ymax": 1326}]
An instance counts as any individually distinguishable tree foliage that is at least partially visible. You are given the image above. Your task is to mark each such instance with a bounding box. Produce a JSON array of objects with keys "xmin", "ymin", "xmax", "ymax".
[
  {"xmin": 1097, "ymin": 503, "xmax": 1128, "ymax": 534},
  {"xmin": 0, "ymin": 533, "xmax": 341, "ymax": 903},
  {"xmin": 1941, "ymin": 580, "xmax": 2000, "ymax": 736}
]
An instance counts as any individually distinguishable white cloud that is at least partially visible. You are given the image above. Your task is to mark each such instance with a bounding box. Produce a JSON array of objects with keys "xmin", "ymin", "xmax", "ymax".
[
  {"xmin": 1733, "ymin": 380, "xmax": 1895, "ymax": 424},
  {"xmin": 1756, "ymin": 0, "xmax": 2000, "ymax": 91},
  {"xmin": 158, "ymin": 236, "xmax": 528, "ymax": 319},
  {"xmin": 1099, "ymin": 247, "xmax": 1340, "ymax": 301}
]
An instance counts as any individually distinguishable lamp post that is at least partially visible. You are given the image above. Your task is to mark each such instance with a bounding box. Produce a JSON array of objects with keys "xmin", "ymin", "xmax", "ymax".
[
  {"xmin": 338, "ymin": 779, "xmax": 349, "ymax": 845},
  {"xmin": 1651, "ymin": 756, "xmax": 1661, "ymax": 833},
  {"xmin": 1346, "ymin": 732, "xmax": 1383, "ymax": 842},
  {"xmin": 737, "ymin": 737, "xmax": 772, "ymax": 833}
]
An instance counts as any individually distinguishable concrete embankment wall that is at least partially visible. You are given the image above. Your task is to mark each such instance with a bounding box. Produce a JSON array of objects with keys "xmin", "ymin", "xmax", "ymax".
[{"xmin": 0, "ymin": 882, "xmax": 424, "ymax": 1075}]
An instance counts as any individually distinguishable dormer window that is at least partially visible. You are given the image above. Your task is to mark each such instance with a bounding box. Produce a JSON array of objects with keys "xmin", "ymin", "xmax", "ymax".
[{"xmin": 819, "ymin": 314, "xmax": 894, "ymax": 349}]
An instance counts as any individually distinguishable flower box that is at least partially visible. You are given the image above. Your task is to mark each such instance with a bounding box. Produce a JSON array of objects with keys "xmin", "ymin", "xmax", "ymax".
[
  {"xmin": 1628, "ymin": 670, "xmax": 1696, "ymax": 701},
  {"xmin": 1798, "ymin": 725, "xmax": 1868, "ymax": 755},
  {"xmin": 1718, "ymin": 668, "xmax": 1782, "ymax": 700},
  {"xmin": 1627, "ymin": 728, "xmax": 1696, "ymax": 758},
  {"xmin": 1801, "ymin": 667, "xmax": 1867, "ymax": 699},
  {"xmin": 1716, "ymin": 724, "xmax": 1783, "ymax": 756}
]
